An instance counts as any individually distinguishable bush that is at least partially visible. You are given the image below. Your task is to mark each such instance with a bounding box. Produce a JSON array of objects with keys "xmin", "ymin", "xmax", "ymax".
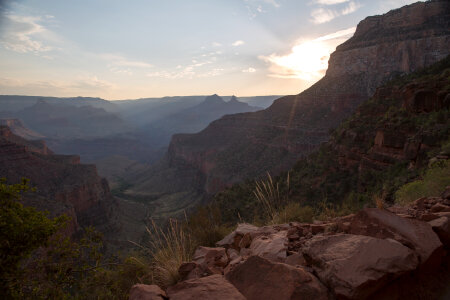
[{"xmin": 395, "ymin": 160, "xmax": 450, "ymax": 205}]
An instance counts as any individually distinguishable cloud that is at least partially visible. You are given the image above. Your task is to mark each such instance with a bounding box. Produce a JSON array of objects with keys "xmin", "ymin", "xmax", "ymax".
[
  {"xmin": 260, "ymin": 27, "xmax": 355, "ymax": 79},
  {"xmin": 245, "ymin": 0, "xmax": 280, "ymax": 8},
  {"xmin": 310, "ymin": 1, "xmax": 361, "ymax": 24},
  {"xmin": 310, "ymin": 8, "xmax": 337, "ymax": 24},
  {"xmin": 242, "ymin": 67, "xmax": 256, "ymax": 73},
  {"xmin": 0, "ymin": 14, "xmax": 53, "ymax": 53},
  {"xmin": 244, "ymin": 0, "xmax": 280, "ymax": 19},
  {"xmin": 232, "ymin": 40, "xmax": 245, "ymax": 47},
  {"xmin": 100, "ymin": 53, "xmax": 153, "ymax": 68},
  {"xmin": 0, "ymin": 75, "xmax": 115, "ymax": 95},
  {"xmin": 312, "ymin": 0, "xmax": 350, "ymax": 5},
  {"xmin": 212, "ymin": 42, "xmax": 222, "ymax": 47},
  {"xmin": 341, "ymin": 1, "xmax": 361, "ymax": 15}
]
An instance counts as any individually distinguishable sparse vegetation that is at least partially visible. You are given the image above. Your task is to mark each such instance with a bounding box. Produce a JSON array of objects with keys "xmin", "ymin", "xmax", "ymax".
[{"xmin": 395, "ymin": 160, "xmax": 450, "ymax": 205}]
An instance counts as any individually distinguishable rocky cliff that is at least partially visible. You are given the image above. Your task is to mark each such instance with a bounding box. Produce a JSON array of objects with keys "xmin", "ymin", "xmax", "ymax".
[
  {"xmin": 0, "ymin": 125, "xmax": 117, "ymax": 236},
  {"xmin": 165, "ymin": 0, "xmax": 450, "ymax": 195}
]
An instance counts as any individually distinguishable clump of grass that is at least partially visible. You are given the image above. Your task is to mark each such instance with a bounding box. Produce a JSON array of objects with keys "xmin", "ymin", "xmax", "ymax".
[
  {"xmin": 254, "ymin": 172, "xmax": 289, "ymax": 224},
  {"xmin": 144, "ymin": 219, "xmax": 195, "ymax": 288}
]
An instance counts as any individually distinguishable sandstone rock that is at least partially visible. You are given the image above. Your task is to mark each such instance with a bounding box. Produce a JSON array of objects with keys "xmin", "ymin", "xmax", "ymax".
[
  {"xmin": 129, "ymin": 284, "xmax": 166, "ymax": 300},
  {"xmin": 249, "ymin": 230, "xmax": 287, "ymax": 262},
  {"xmin": 428, "ymin": 216, "xmax": 450, "ymax": 248},
  {"xmin": 302, "ymin": 234, "xmax": 419, "ymax": 299},
  {"xmin": 178, "ymin": 262, "xmax": 203, "ymax": 281},
  {"xmin": 216, "ymin": 223, "xmax": 258, "ymax": 249},
  {"xmin": 431, "ymin": 203, "xmax": 450, "ymax": 213},
  {"xmin": 226, "ymin": 255, "xmax": 329, "ymax": 300},
  {"xmin": 349, "ymin": 208, "xmax": 443, "ymax": 266},
  {"xmin": 239, "ymin": 233, "xmax": 252, "ymax": 248},
  {"xmin": 166, "ymin": 274, "xmax": 245, "ymax": 300},
  {"xmin": 192, "ymin": 246, "xmax": 228, "ymax": 275},
  {"xmin": 285, "ymin": 252, "xmax": 307, "ymax": 267},
  {"xmin": 227, "ymin": 248, "xmax": 240, "ymax": 261}
]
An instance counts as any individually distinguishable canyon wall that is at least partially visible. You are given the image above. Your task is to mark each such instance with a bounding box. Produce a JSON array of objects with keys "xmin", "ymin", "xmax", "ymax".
[
  {"xmin": 0, "ymin": 125, "xmax": 117, "ymax": 236},
  {"xmin": 143, "ymin": 0, "xmax": 450, "ymax": 197}
]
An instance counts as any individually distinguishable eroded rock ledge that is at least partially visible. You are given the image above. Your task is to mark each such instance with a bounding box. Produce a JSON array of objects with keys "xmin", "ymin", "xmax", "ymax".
[{"xmin": 130, "ymin": 186, "xmax": 450, "ymax": 299}]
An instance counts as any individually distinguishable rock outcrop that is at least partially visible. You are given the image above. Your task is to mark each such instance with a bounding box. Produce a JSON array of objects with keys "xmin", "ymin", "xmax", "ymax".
[
  {"xmin": 0, "ymin": 125, "xmax": 117, "ymax": 237},
  {"xmin": 162, "ymin": 0, "xmax": 450, "ymax": 196},
  {"xmin": 132, "ymin": 189, "xmax": 450, "ymax": 299}
]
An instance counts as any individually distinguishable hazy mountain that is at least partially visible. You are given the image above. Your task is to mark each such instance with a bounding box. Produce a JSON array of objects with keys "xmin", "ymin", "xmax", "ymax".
[
  {"xmin": 137, "ymin": 94, "xmax": 262, "ymax": 148},
  {"xmin": 9, "ymin": 100, "xmax": 130, "ymax": 139}
]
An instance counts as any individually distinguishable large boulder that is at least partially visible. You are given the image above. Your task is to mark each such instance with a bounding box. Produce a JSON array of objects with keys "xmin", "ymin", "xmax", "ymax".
[
  {"xmin": 428, "ymin": 216, "xmax": 450, "ymax": 248},
  {"xmin": 226, "ymin": 255, "xmax": 329, "ymax": 300},
  {"xmin": 249, "ymin": 230, "xmax": 288, "ymax": 262},
  {"xmin": 166, "ymin": 274, "xmax": 245, "ymax": 300},
  {"xmin": 348, "ymin": 208, "xmax": 443, "ymax": 266},
  {"xmin": 128, "ymin": 284, "xmax": 167, "ymax": 300},
  {"xmin": 302, "ymin": 234, "xmax": 419, "ymax": 299}
]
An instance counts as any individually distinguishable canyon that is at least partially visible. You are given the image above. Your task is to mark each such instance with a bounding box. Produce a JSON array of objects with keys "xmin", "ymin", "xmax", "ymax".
[{"xmin": 124, "ymin": 0, "xmax": 450, "ymax": 211}]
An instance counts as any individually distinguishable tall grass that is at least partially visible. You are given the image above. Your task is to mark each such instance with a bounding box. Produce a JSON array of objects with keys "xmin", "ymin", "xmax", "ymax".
[
  {"xmin": 144, "ymin": 219, "xmax": 195, "ymax": 288},
  {"xmin": 254, "ymin": 172, "xmax": 289, "ymax": 224}
]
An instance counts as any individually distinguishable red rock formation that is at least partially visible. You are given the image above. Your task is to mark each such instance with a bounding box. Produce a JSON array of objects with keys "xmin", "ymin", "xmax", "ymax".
[
  {"xmin": 0, "ymin": 125, "xmax": 117, "ymax": 236},
  {"xmin": 162, "ymin": 0, "xmax": 450, "ymax": 196}
]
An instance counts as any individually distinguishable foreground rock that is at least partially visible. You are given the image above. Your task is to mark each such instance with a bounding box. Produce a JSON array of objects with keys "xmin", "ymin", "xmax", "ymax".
[
  {"xmin": 348, "ymin": 208, "xmax": 443, "ymax": 267},
  {"xmin": 129, "ymin": 284, "xmax": 167, "ymax": 300},
  {"xmin": 166, "ymin": 275, "xmax": 245, "ymax": 300},
  {"xmin": 302, "ymin": 234, "xmax": 418, "ymax": 299},
  {"xmin": 226, "ymin": 256, "xmax": 329, "ymax": 300},
  {"xmin": 130, "ymin": 191, "xmax": 450, "ymax": 299}
]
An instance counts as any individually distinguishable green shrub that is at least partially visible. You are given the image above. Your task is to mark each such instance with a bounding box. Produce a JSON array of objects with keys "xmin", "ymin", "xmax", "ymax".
[
  {"xmin": 275, "ymin": 203, "xmax": 314, "ymax": 224},
  {"xmin": 395, "ymin": 160, "xmax": 450, "ymax": 205}
]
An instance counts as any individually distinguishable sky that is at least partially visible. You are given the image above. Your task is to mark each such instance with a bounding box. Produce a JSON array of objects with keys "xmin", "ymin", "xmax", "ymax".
[{"xmin": 0, "ymin": 0, "xmax": 418, "ymax": 100}]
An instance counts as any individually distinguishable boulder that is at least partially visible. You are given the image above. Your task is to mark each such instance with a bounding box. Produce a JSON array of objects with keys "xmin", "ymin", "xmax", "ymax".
[
  {"xmin": 129, "ymin": 284, "xmax": 167, "ymax": 300},
  {"xmin": 249, "ymin": 230, "xmax": 287, "ymax": 262},
  {"xmin": 428, "ymin": 216, "xmax": 450, "ymax": 247},
  {"xmin": 302, "ymin": 234, "xmax": 419, "ymax": 299},
  {"xmin": 166, "ymin": 274, "xmax": 245, "ymax": 300},
  {"xmin": 349, "ymin": 208, "xmax": 443, "ymax": 266},
  {"xmin": 226, "ymin": 256, "xmax": 329, "ymax": 300}
]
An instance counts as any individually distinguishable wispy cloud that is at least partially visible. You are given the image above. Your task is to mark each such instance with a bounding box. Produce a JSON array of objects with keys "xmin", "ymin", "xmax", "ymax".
[
  {"xmin": 0, "ymin": 75, "xmax": 115, "ymax": 95},
  {"xmin": 212, "ymin": 42, "xmax": 222, "ymax": 47},
  {"xmin": 244, "ymin": 0, "xmax": 280, "ymax": 19},
  {"xmin": 260, "ymin": 27, "xmax": 355, "ymax": 79},
  {"xmin": 310, "ymin": 1, "xmax": 361, "ymax": 24},
  {"xmin": 0, "ymin": 14, "xmax": 53, "ymax": 53},
  {"xmin": 242, "ymin": 67, "xmax": 256, "ymax": 73},
  {"xmin": 312, "ymin": 0, "xmax": 350, "ymax": 5},
  {"xmin": 232, "ymin": 40, "xmax": 245, "ymax": 47}
]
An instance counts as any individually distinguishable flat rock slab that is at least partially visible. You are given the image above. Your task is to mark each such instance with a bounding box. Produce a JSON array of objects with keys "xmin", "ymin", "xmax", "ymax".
[
  {"xmin": 167, "ymin": 274, "xmax": 245, "ymax": 300},
  {"xmin": 302, "ymin": 234, "xmax": 419, "ymax": 299},
  {"xmin": 349, "ymin": 208, "xmax": 442, "ymax": 265},
  {"xmin": 226, "ymin": 255, "xmax": 329, "ymax": 300}
]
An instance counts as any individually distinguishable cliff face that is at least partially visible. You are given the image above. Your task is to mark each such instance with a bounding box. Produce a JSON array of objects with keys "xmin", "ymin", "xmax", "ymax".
[
  {"xmin": 0, "ymin": 126, "xmax": 117, "ymax": 236},
  {"xmin": 165, "ymin": 0, "xmax": 450, "ymax": 195}
]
